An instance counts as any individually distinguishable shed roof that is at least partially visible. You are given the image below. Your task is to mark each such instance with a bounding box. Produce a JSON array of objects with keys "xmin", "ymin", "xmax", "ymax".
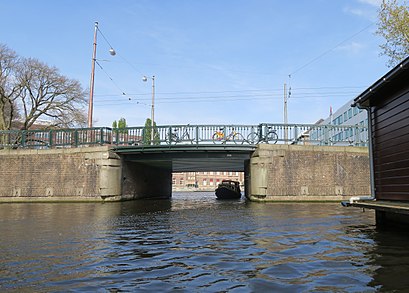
[{"xmin": 353, "ymin": 56, "xmax": 409, "ymax": 108}]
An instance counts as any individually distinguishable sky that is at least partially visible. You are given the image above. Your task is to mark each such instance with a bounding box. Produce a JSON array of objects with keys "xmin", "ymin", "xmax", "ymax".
[{"xmin": 0, "ymin": 0, "xmax": 390, "ymax": 127}]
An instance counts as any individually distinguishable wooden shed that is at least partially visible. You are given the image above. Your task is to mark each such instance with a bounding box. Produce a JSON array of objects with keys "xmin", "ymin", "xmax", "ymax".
[
  {"xmin": 350, "ymin": 56, "xmax": 409, "ymax": 226},
  {"xmin": 353, "ymin": 56, "xmax": 409, "ymax": 201}
]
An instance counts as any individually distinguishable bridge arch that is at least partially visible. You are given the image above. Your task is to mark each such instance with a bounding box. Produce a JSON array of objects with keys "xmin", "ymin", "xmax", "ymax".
[{"xmin": 112, "ymin": 144, "xmax": 254, "ymax": 199}]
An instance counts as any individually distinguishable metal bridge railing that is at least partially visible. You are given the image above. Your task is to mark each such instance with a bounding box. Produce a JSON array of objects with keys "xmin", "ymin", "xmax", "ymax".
[{"xmin": 0, "ymin": 123, "xmax": 368, "ymax": 149}]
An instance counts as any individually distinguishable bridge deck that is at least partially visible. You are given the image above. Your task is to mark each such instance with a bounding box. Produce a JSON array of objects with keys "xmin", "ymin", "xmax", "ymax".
[
  {"xmin": 111, "ymin": 144, "xmax": 255, "ymax": 172},
  {"xmin": 111, "ymin": 144, "xmax": 256, "ymax": 154}
]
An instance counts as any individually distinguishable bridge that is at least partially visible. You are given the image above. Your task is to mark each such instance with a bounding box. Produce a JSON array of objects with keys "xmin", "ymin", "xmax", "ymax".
[
  {"xmin": 0, "ymin": 123, "xmax": 370, "ymax": 202},
  {"xmin": 0, "ymin": 123, "xmax": 368, "ymax": 149}
]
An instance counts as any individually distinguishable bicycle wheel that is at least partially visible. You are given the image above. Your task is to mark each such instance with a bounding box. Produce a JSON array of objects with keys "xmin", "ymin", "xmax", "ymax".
[
  {"xmin": 166, "ymin": 133, "xmax": 177, "ymax": 145},
  {"xmin": 233, "ymin": 133, "xmax": 245, "ymax": 144},
  {"xmin": 212, "ymin": 132, "xmax": 224, "ymax": 144},
  {"xmin": 182, "ymin": 133, "xmax": 193, "ymax": 144},
  {"xmin": 247, "ymin": 132, "xmax": 260, "ymax": 144},
  {"xmin": 267, "ymin": 131, "xmax": 278, "ymax": 144}
]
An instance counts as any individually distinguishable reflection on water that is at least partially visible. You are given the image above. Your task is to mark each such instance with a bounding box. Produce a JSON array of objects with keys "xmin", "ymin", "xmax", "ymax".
[{"xmin": 0, "ymin": 192, "xmax": 408, "ymax": 291}]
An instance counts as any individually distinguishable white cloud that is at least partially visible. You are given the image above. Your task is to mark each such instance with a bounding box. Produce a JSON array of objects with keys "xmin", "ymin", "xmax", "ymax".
[
  {"xmin": 343, "ymin": 1, "xmax": 380, "ymax": 20},
  {"xmin": 357, "ymin": 0, "xmax": 382, "ymax": 7},
  {"xmin": 344, "ymin": 6, "xmax": 367, "ymax": 17},
  {"xmin": 335, "ymin": 42, "xmax": 365, "ymax": 54}
]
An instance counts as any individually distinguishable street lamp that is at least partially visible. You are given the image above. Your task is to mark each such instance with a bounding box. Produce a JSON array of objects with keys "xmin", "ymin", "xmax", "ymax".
[
  {"xmin": 143, "ymin": 75, "xmax": 155, "ymax": 143},
  {"xmin": 87, "ymin": 21, "xmax": 116, "ymax": 128}
]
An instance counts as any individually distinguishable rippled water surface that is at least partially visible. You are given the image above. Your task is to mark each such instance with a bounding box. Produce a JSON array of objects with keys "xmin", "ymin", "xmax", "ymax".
[{"xmin": 2, "ymin": 192, "xmax": 409, "ymax": 292}]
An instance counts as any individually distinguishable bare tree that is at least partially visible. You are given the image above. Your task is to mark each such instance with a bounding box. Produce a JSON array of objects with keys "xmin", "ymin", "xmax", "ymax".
[
  {"xmin": 0, "ymin": 43, "xmax": 87, "ymax": 131},
  {"xmin": 376, "ymin": 0, "xmax": 409, "ymax": 67},
  {"xmin": 0, "ymin": 44, "xmax": 22, "ymax": 130},
  {"xmin": 16, "ymin": 58, "xmax": 87, "ymax": 130}
]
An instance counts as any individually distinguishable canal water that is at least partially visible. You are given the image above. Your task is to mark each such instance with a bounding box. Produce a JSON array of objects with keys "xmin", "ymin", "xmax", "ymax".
[{"xmin": 1, "ymin": 192, "xmax": 409, "ymax": 292}]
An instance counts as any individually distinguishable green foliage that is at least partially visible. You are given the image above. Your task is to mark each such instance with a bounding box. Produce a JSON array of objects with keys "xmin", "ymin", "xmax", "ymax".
[
  {"xmin": 118, "ymin": 117, "xmax": 127, "ymax": 129},
  {"xmin": 112, "ymin": 117, "xmax": 127, "ymax": 134},
  {"xmin": 143, "ymin": 118, "xmax": 160, "ymax": 145},
  {"xmin": 376, "ymin": 0, "xmax": 409, "ymax": 67}
]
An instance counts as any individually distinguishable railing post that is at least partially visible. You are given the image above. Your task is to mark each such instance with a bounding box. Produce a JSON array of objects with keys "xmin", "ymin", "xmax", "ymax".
[
  {"xmin": 167, "ymin": 126, "xmax": 171, "ymax": 145},
  {"xmin": 114, "ymin": 128, "xmax": 119, "ymax": 145},
  {"xmin": 74, "ymin": 129, "xmax": 79, "ymax": 147},
  {"xmin": 48, "ymin": 129, "xmax": 53, "ymax": 148},
  {"xmin": 323, "ymin": 125, "xmax": 329, "ymax": 145},
  {"xmin": 100, "ymin": 127, "xmax": 104, "ymax": 145},
  {"xmin": 196, "ymin": 125, "xmax": 199, "ymax": 145},
  {"xmin": 293, "ymin": 125, "xmax": 298, "ymax": 145},
  {"xmin": 21, "ymin": 130, "xmax": 26, "ymax": 147}
]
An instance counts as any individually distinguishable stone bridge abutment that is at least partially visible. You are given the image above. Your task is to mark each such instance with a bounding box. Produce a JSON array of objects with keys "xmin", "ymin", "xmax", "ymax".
[
  {"xmin": 0, "ymin": 144, "xmax": 370, "ymax": 202},
  {"xmin": 247, "ymin": 144, "xmax": 370, "ymax": 201}
]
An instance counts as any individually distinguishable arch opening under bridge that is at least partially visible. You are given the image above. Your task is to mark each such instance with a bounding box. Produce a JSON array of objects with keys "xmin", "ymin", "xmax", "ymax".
[{"xmin": 112, "ymin": 144, "xmax": 254, "ymax": 199}]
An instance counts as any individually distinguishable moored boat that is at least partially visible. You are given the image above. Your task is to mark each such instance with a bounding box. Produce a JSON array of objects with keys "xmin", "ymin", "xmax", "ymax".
[{"xmin": 215, "ymin": 180, "xmax": 241, "ymax": 199}]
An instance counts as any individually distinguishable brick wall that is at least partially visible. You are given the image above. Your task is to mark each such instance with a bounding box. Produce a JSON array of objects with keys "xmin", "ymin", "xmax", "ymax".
[
  {"xmin": 248, "ymin": 144, "xmax": 370, "ymax": 201},
  {"xmin": 172, "ymin": 171, "xmax": 245, "ymax": 191},
  {"xmin": 0, "ymin": 146, "xmax": 121, "ymax": 201}
]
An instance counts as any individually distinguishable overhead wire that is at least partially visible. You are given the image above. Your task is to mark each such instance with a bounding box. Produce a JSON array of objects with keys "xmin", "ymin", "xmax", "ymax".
[
  {"xmin": 93, "ymin": 22, "xmax": 372, "ymax": 110},
  {"xmin": 96, "ymin": 26, "xmax": 116, "ymax": 53},
  {"xmin": 93, "ymin": 24, "xmax": 151, "ymax": 107},
  {"xmin": 289, "ymin": 22, "xmax": 375, "ymax": 77},
  {"xmin": 94, "ymin": 89, "xmax": 362, "ymax": 107},
  {"xmin": 94, "ymin": 85, "xmax": 364, "ymax": 98}
]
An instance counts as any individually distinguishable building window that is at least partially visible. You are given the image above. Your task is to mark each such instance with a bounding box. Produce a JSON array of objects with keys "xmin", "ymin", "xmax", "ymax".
[{"xmin": 203, "ymin": 179, "xmax": 207, "ymax": 186}]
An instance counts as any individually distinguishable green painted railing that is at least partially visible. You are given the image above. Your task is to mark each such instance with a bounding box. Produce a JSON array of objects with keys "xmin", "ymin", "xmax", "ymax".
[{"xmin": 0, "ymin": 123, "xmax": 368, "ymax": 149}]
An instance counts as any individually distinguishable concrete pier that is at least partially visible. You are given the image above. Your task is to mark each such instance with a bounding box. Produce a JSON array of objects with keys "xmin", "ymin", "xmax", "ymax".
[
  {"xmin": 247, "ymin": 144, "xmax": 370, "ymax": 202},
  {"xmin": 0, "ymin": 144, "xmax": 370, "ymax": 202},
  {"xmin": 121, "ymin": 160, "xmax": 172, "ymax": 200},
  {"xmin": 0, "ymin": 146, "xmax": 123, "ymax": 202}
]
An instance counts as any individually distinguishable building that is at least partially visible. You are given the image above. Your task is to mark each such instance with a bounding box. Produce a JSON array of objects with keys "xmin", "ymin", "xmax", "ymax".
[
  {"xmin": 172, "ymin": 171, "xmax": 244, "ymax": 191},
  {"xmin": 348, "ymin": 55, "xmax": 409, "ymax": 226},
  {"xmin": 326, "ymin": 101, "xmax": 368, "ymax": 128},
  {"xmin": 309, "ymin": 99, "xmax": 369, "ymax": 146}
]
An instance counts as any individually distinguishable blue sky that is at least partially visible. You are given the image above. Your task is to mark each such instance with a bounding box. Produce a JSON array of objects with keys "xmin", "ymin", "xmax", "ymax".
[{"xmin": 1, "ymin": 0, "xmax": 388, "ymax": 127}]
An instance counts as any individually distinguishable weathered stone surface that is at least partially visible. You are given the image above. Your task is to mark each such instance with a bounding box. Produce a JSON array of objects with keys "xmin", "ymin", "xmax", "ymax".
[
  {"xmin": 0, "ymin": 146, "xmax": 121, "ymax": 202},
  {"xmin": 0, "ymin": 144, "xmax": 370, "ymax": 203},
  {"xmin": 247, "ymin": 144, "xmax": 370, "ymax": 201}
]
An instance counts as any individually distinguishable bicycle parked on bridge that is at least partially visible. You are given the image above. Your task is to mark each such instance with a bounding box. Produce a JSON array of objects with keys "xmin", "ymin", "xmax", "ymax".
[
  {"xmin": 166, "ymin": 125, "xmax": 193, "ymax": 144},
  {"xmin": 212, "ymin": 128, "xmax": 245, "ymax": 144},
  {"xmin": 247, "ymin": 125, "xmax": 278, "ymax": 144}
]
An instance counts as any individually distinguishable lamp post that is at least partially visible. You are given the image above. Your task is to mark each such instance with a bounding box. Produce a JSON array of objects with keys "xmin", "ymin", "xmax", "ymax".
[
  {"xmin": 87, "ymin": 21, "xmax": 116, "ymax": 128},
  {"xmin": 283, "ymin": 83, "xmax": 288, "ymax": 143},
  {"xmin": 143, "ymin": 75, "xmax": 155, "ymax": 143}
]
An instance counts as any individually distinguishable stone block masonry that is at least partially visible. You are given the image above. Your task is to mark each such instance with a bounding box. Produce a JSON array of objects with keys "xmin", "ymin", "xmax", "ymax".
[
  {"xmin": 247, "ymin": 144, "xmax": 370, "ymax": 202},
  {"xmin": 0, "ymin": 146, "xmax": 122, "ymax": 202},
  {"xmin": 0, "ymin": 143, "xmax": 370, "ymax": 203}
]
